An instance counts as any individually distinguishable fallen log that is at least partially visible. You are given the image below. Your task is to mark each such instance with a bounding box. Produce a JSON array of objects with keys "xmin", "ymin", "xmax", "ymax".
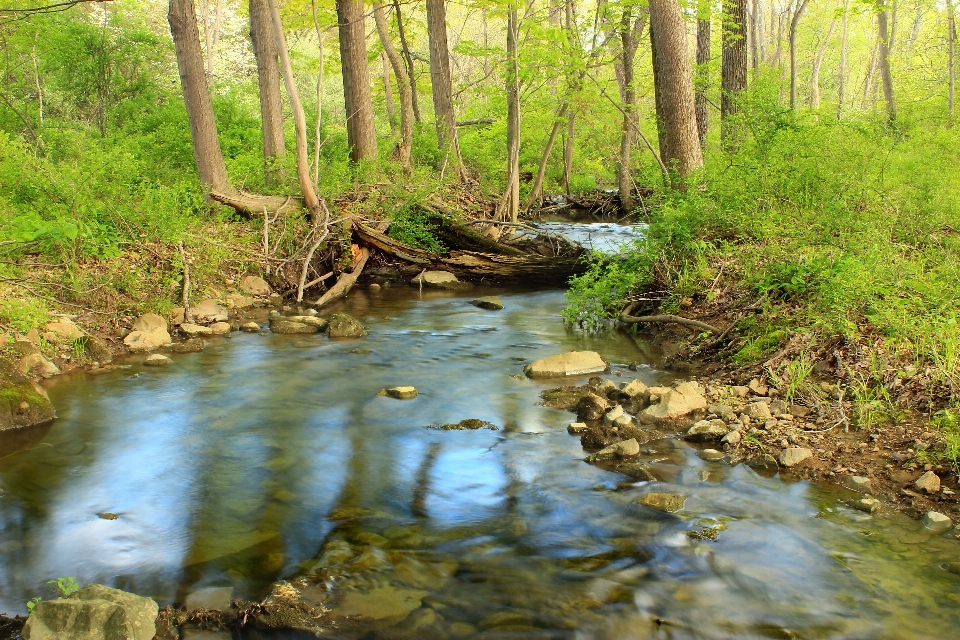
[
  {"xmin": 313, "ymin": 247, "xmax": 370, "ymax": 308},
  {"xmin": 210, "ymin": 190, "xmax": 303, "ymax": 215},
  {"xmin": 425, "ymin": 215, "xmax": 525, "ymax": 256},
  {"xmin": 439, "ymin": 251, "xmax": 585, "ymax": 284},
  {"xmin": 354, "ymin": 222, "xmax": 437, "ymax": 265}
]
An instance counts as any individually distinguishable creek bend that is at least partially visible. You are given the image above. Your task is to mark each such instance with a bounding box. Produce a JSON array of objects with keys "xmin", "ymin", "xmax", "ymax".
[{"xmin": 1, "ymin": 223, "xmax": 959, "ymax": 639}]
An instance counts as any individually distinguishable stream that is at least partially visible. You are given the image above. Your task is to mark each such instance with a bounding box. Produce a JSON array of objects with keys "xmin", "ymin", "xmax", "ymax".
[{"xmin": 1, "ymin": 222, "xmax": 959, "ymax": 639}]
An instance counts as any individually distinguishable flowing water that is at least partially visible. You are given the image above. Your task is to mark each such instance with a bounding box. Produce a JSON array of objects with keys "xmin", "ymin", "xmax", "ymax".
[{"xmin": 1, "ymin": 224, "xmax": 959, "ymax": 639}]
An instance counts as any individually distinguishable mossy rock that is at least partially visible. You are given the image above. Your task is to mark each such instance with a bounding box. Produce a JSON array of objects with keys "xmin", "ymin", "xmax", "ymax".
[{"xmin": 0, "ymin": 357, "xmax": 55, "ymax": 432}]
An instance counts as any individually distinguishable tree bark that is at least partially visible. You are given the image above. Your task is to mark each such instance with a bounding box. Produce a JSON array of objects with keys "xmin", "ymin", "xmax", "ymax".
[
  {"xmin": 789, "ymin": 0, "xmax": 810, "ymax": 111},
  {"xmin": 750, "ymin": 0, "xmax": 761, "ymax": 73},
  {"xmin": 250, "ymin": 0, "xmax": 286, "ymax": 186},
  {"xmin": 202, "ymin": 0, "xmax": 213, "ymax": 81},
  {"xmin": 877, "ymin": 1, "xmax": 897, "ymax": 122},
  {"xmin": 722, "ymin": 0, "xmax": 748, "ymax": 146},
  {"xmin": 562, "ymin": 112, "xmax": 574, "ymax": 195},
  {"xmin": 810, "ymin": 13, "xmax": 837, "ymax": 109},
  {"xmin": 694, "ymin": 11, "xmax": 710, "ymax": 150},
  {"xmin": 426, "ymin": 0, "xmax": 467, "ymax": 180},
  {"xmin": 393, "ymin": 0, "xmax": 422, "ymax": 124},
  {"xmin": 381, "ymin": 52, "xmax": 397, "ymax": 133},
  {"xmin": 525, "ymin": 103, "xmax": 568, "ymax": 212},
  {"xmin": 266, "ymin": 0, "xmax": 323, "ymax": 221},
  {"xmin": 949, "ymin": 0, "xmax": 956, "ymax": 127},
  {"xmin": 336, "ymin": 0, "xmax": 378, "ymax": 160},
  {"xmin": 168, "ymin": 0, "xmax": 231, "ymax": 196},
  {"xmin": 838, "ymin": 0, "xmax": 849, "ymax": 118},
  {"xmin": 617, "ymin": 9, "xmax": 645, "ymax": 211},
  {"xmin": 498, "ymin": 4, "xmax": 521, "ymax": 222},
  {"xmin": 373, "ymin": 0, "xmax": 414, "ymax": 169},
  {"xmin": 648, "ymin": 0, "xmax": 704, "ymax": 185}
]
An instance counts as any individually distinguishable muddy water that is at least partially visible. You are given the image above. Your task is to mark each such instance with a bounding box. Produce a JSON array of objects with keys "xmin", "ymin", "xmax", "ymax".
[{"xmin": 1, "ymin": 247, "xmax": 959, "ymax": 638}]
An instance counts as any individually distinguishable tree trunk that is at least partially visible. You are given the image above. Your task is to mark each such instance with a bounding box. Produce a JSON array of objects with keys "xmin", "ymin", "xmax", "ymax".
[
  {"xmin": 373, "ymin": 0, "xmax": 414, "ymax": 169},
  {"xmin": 562, "ymin": 112, "xmax": 574, "ymax": 195},
  {"xmin": 809, "ymin": 14, "xmax": 837, "ymax": 109},
  {"xmin": 838, "ymin": 0, "xmax": 849, "ymax": 118},
  {"xmin": 393, "ymin": 0, "xmax": 422, "ymax": 124},
  {"xmin": 789, "ymin": 0, "xmax": 810, "ymax": 111},
  {"xmin": 266, "ymin": 0, "xmax": 323, "ymax": 220},
  {"xmin": 695, "ymin": 12, "xmax": 711, "ymax": 150},
  {"xmin": 168, "ymin": 0, "xmax": 231, "ymax": 196},
  {"xmin": 648, "ymin": 0, "xmax": 704, "ymax": 185},
  {"xmin": 250, "ymin": 0, "xmax": 286, "ymax": 186},
  {"xmin": 618, "ymin": 9, "xmax": 645, "ymax": 211},
  {"xmin": 722, "ymin": 0, "xmax": 748, "ymax": 146},
  {"xmin": 382, "ymin": 52, "xmax": 397, "ymax": 133},
  {"xmin": 877, "ymin": 1, "xmax": 897, "ymax": 122},
  {"xmin": 948, "ymin": 0, "xmax": 955, "ymax": 126},
  {"xmin": 498, "ymin": 4, "xmax": 521, "ymax": 222},
  {"xmin": 202, "ymin": 0, "xmax": 213, "ymax": 81},
  {"xmin": 903, "ymin": 3, "xmax": 923, "ymax": 64},
  {"xmin": 525, "ymin": 103, "xmax": 568, "ymax": 212},
  {"xmin": 425, "ymin": 0, "xmax": 467, "ymax": 180},
  {"xmin": 311, "ymin": 0, "xmax": 325, "ymax": 188},
  {"xmin": 336, "ymin": 0, "xmax": 378, "ymax": 160},
  {"xmin": 750, "ymin": 0, "xmax": 761, "ymax": 73},
  {"xmin": 862, "ymin": 41, "xmax": 879, "ymax": 110}
]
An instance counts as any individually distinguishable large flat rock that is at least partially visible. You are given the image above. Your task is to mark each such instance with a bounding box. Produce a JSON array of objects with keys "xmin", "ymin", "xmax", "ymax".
[
  {"xmin": 524, "ymin": 351, "xmax": 608, "ymax": 378},
  {"xmin": 22, "ymin": 584, "xmax": 158, "ymax": 640}
]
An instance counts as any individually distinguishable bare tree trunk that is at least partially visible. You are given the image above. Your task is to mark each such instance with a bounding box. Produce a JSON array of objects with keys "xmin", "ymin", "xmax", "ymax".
[
  {"xmin": 649, "ymin": 0, "xmax": 704, "ymax": 185},
  {"xmin": 904, "ymin": 3, "xmax": 923, "ymax": 64},
  {"xmin": 498, "ymin": 4, "xmax": 521, "ymax": 222},
  {"xmin": 250, "ymin": 0, "xmax": 285, "ymax": 186},
  {"xmin": 311, "ymin": 0, "xmax": 325, "ymax": 188},
  {"xmin": 695, "ymin": 11, "xmax": 711, "ymax": 150},
  {"xmin": 789, "ymin": 0, "xmax": 810, "ymax": 111},
  {"xmin": 374, "ymin": 0, "xmax": 414, "ymax": 169},
  {"xmin": 168, "ymin": 0, "xmax": 231, "ymax": 196},
  {"xmin": 809, "ymin": 13, "xmax": 837, "ymax": 109},
  {"xmin": 862, "ymin": 41, "xmax": 879, "ymax": 110},
  {"xmin": 562, "ymin": 113, "xmax": 574, "ymax": 195},
  {"xmin": 394, "ymin": 0, "xmax": 422, "ymax": 124},
  {"xmin": 426, "ymin": 0, "xmax": 467, "ymax": 180},
  {"xmin": 877, "ymin": 0, "xmax": 897, "ymax": 122},
  {"xmin": 949, "ymin": 0, "xmax": 956, "ymax": 127},
  {"xmin": 750, "ymin": 0, "xmax": 761, "ymax": 73},
  {"xmin": 382, "ymin": 52, "xmax": 397, "ymax": 133},
  {"xmin": 266, "ymin": 0, "xmax": 322, "ymax": 220},
  {"xmin": 211, "ymin": 0, "xmax": 222, "ymax": 75},
  {"xmin": 202, "ymin": 0, "xmax": 213, "ymax": 81},
  {"xmin": 617, "ymin": 9, "xmax": 645, "ymax": 211},
  {"xmin": 337, "ymin": 0, "xmax": 378, "ymax": 160},
  {"xmin": 722, "ymin": 0, "xmax": 748, "ymax": 146},
  {"xmin": 838, "ymin": 0, "xmax": 849, "ymax": 118},
  {"xmin": 525, "ymin": 103, "xmax": 568, "ymax": 211}
]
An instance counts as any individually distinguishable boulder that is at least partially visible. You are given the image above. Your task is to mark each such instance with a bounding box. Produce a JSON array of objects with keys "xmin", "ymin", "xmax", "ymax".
[
  {"xmin": 132, "ymin": 313, "xmax": 167, "ymax": 333},
  {"xmin": 778, "ymin": 447, "xmax": 812, "ymax": 467},
  {"xmin": 21, "ymin": 352, "xmax": 61, "ymax": 379},
  {"xmin": 587, "ymin": 438, "xmax": 640, "ymax": 461},
  {"xmin": 842, "ymin": 475, "xmax": 873, "ymax": 493},
  {"xmin": 225, "ymin": 294, "xmax": 255, "ymax": 310},
  {"xmin": 471, "ymin": 296, "xmax": 504, "ymax": 310},
  {"xmin": 524, "ymin": 351, "xmax": 608, "ymax": 379},
  {"xmin": 270, "ymin": 320, "xmax": 318, "ymax": 335},
  {"xmin": 412, "ymin": 270, "xmax": 473, "ymax": 290},
  {"xmin": 639, "ymin": 382, "xmax": 707, "ymax": 423},
  {"xmin": 637, "ymin": 492, "xmax": 685, "ymax": 513},
  {"xmin": 124, "ymin": 314, "xmax": 171, "ymax": 352},
  {"xmin": 0, "ymin": 358, "xmax": 55, "ymax": 432},
  {"xmin": 567, "ymin": 422, "xmax": 588, "ymax": 434},
  {"xmin": 22, "ymin": 584, "xmax": 158, "ymax": 640},
  {"xmin": 619, "ymin": 379, "xmax": 649, "ymax": 400},
  {"xmin": 382, "ymin": 386, "xmax": 418, "ymax": 399},
  {"xmin": 685, "ymin": 419, "xmax": 730, "ymax": 442},
  {"xmin": 43, "ymin": 318, "xmax": 85, "ymax": 342},
  {"xmin": 744, "ymin": 402, "xmax": 772, "ymax": 419},
  {"xmin": 327, "ymin": 313, "xmax": 365, "ymax": 338},
  {"xmin": 914, "ymin": 471, "xmax": 941, "ymax": 494},
  {"xmin": 143, "ymin": 354, "xmax": 173, "ymax": 367},
  {"xmin": 179, "ymin": 323, "xmax": 213, "ymax": 337},
  {"xmin": 209, "ymin": 322, "xmax": 231, "ymax": 336},
  {"xmin": 239, "ymin": 275, "xmax": 272, "ymax": 297},
  {"xmin": 576, "ymin": 392, "xmax": 609, "ymax": 421},
  {"xmin": 921, "ymin": 511, "xmax": 953, "ymax": 534},
  {"xmin": 240, "ymin": 322, "xmax": 261, "ymax": 333},
  {"xmin": 191, "ymin": 300, "xmax": 228, "ymax": 324},
  {"xmin": 288, "ymin": 316, "xmax": 329, "ymax": 331},
  {"xmin": 171, "ymin": 339, "xmax": 204, "ymax": 354}
]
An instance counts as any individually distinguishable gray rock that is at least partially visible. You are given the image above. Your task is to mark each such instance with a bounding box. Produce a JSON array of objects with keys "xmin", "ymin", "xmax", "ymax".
[
  {"xmin": 698, "ymin": 448, "xmax": 725, "ymax": 461},
  {"xmin": 637, "ymin": 492, "xmax": 685, "ymax": 513},
  {"xmin": 685, "ymin": 419, "xmax": 730, "ymax": 442},
  {"xmin": 843, "ymin": 475, "xmax": 873, "ymax": 493},
  {"xmin": 567, "ymin": 422, "xmax": 588, "ymax": 434},
  {"xmin": 270, "ymin": 320, "xmax": 318, "ymax": 335},
  {"xmin": 22, "ymin": 584, "xmax": 158, "ymax": 640},
  {"xmin": 921, "ymin": 511, "xmax": 953, "ymax": 533},
  {"xmin": 240, "ymin": 322, "xmax": 261, "ymax": 333},
  {"xmin": 524, "ymin": 351, "xmax": 608, "ymax": 378},
  {"xmin": 179, "ymin": 323, "xmax": 213, "ymax": 337},
  {"xmin": 852, "ymin": 497, "xmax": 881, "ymax": 513},
  {"xmin": 190, "ymin": 300, "xmax": 228, "ymax": 323},
  {"xmin": 639, "ymin": 382, "xmax": 707, "ymax": 423},
  {"xmin": 412, "ymin": 270, "xmax": 473, "ymax": 290},
  {"xmin": 239, "ymin": 275, "xmax": 272, "ymax": 297},
  {"xmin": 471, "ymin": 296, "xmax": 504, "ymax": 310},
  {"xmin": 327, "ymin": 313, "xmax": 365, "ymax": 338},
  {"xmin": 612, "ymin": 414, "xmax": 634, "ymax": 428},
  {"xmin": 914, "ymin": 471, "xmax": 941, "ymax": 494},
  {"xmin": 143, "ymin": 354, "xmax": 172, "ymax": 367},
  {"xmin": 171, "ymin": 339, "xmax": 204, "ymax": 353},
  {"xmin": 779, "ymin": 447, "xmax": 812, "ymax": 467},
  {"xmin": 603, "ymin": 404, "xmax": 624, "ymax": 425}
]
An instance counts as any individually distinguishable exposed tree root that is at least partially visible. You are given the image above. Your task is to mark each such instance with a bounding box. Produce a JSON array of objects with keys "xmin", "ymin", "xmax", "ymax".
[{"xmin": 619, "ymin": 312, "xmax": 722, "ymax": 335}]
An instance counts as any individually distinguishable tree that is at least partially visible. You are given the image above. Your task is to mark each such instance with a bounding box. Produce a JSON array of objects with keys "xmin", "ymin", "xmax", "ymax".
[
  {"xmin": 616, "ymin": 5, "xmax": 646, "ymax": 211},
  {"xmin": 837, "ymin": 0, "xmax": 849, "ymax": 117},
  {"xmin": 950, "ymin": 0, "xmax": 956, "ymax": 127},
  {"xmin": 694, "ymin": 5, "xmax": 710, "ymax": 150},
  {"xmin": 721, "ymin": 0, "xmax": 747, "ymax": 146},
  {"xmin": 393, "ymin": 0, "xmax": 423, "ymax": 123},
  {"xmin": 498, "ymin": 2, "xmax": 521, "ymax": 222},
  {"xmin": 809, "ymin": 7, "xmax": 837, "ymax": 110},
  {"xmin": 425, "ymin": 0, "xmax": 466, "ymax": 180},
  {"xmin": 649, "ymin": 0, "xmax": 703, "ymax": 184},
  {"xmin": 876, "ymin": 0, "xmax": 897, "ymax": 122},
  {"xmin": 249, "ymin": 0, "xmax": 285, "ymax": 185},
  {"xmin": 336, "ymin": 0, "xmax": 378, "ymax": 160},
  {"xmin": 373, "ymin": 0, "xmax": 414, "ymax": 169},
  {"xmin": 789, "ymin": 0, "xmax": 810, "ymax": 111},
  {"xmin": 168, "ymin": 0, "xmax": 231, "ymax": 196}
]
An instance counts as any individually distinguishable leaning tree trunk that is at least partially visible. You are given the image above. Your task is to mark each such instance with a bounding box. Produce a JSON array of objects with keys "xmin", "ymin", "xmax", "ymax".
[
  {"xmin": 425, "ymin": 0, "xmax": 467, "ymax": 180},
  {"xmin": 336, "ymin": 0, "xmax": 378, "ymax": 160},
  {"xmin": 250, "ymin": 0, "xmax": 286, "ymax": 186},
  {"xmin": 877, "ymin": 0, "xmax": 897, "ymax": 123},
  {"xmin": 498, "ymin": 3, "xmax": 521, "ymax": 222},
  {"xmin": 525, "ymin": 103, "xmax": 569, "ymax": 212},
  {"xmin": 373, "ymin": 0, "xmax": 414, "ymax": 169},
  {"xmin": 838, "ymin": 0, "xmax": 849, "ymax": 117},
  {"xmin": 617, "ymin": 9, "xmax": 645, "ymax": 211},
  {"xmin": 393, "ymin": 0, "xmax": 422, "ymax": 124},
  {"xmin": 721, "ymin": 0, "xmax": 747, "ymax": 148},
  {"xmin": 381, "ymin": 53, "xmax": 397, "ymax": 133},
  {"xmin": 949, "ymin": 0, "xmax": 956, "ymax": 127},
  {"xmin": 649, "ymin": 0, "xmax": 704, "ymax": 185},
  {"xmin": 694, "ymin": 10, "xmax": 711, "ymax": 150},
  {"xmin": 789, "ymin": 0, "xmax": 810, "ymax": 112},
  {"xmin": 168, "ymin": 0, "xmax": 231, "ymax": 196},
  {"xmin": 809, "ymin": 14, "xmax": 837, "ymax": 110},
  {"xmin": 266, "ymin": 0, "xmax": 322, "ymax": 221}
]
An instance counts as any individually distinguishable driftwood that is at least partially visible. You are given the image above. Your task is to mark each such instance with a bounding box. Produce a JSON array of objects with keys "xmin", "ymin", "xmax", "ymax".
[
  {"xmin": 620, "ymin": 312, "xmax": 722, "ymax": 335},
  {"xmin": 313, "ymin": 247, "xmax": 370, "ymax": 308},
  {"xmin": 210, "ymin": 189, "xmax": 303, "ymax": 215}
]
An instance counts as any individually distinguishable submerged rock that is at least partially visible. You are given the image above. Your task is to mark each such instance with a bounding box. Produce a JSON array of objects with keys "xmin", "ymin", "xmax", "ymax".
[
  {"xmin": 471, "ymin": 296, "xmax": 504, "ymax": 310},
  {"xmin": 288, "ymin": 316, "xmax": 329, "ymax": 331},
  {"xmin": 851, "ymin": 497, "xmax": 881, "ymax": 513},
  {"xmin": 185, "ymin": 586, "xmax": 234, "ymax": 612},
  {"xmin": 697, "ymin": 449, "xmax": 725, "ymax": 461},
  {"xmin": 637, "ymin": 492, "xmax": 686, "ymax": 513},
  {"xmin": 433, "ymin": 419, "xmax": 497, "ymax": 430},
  {"xmin": 412, "ymin": 270, "xmax": 472, "ymax": 290},
  {"xmin": 524, "ymin": 351, "xmax": 608, "ymax": 379},
  {"xmin": 333, "ymin": 586, "xmax": 428, "ymax": 620},
  {"xmin": 615, "ymin": 461, "xmax": 656, "ymax": 481},
  {"xmin": 171, "ymin": 339, "xmax": 204, "ymax": 353},
  {"xmin": 381, "ymin": 386, "xmax": 418, "ymax": 399},
  {"xmin": 22, "ymin": 584, "xmax": 158, "ymax": 640},
  {"xmin": 327, "ymin": 313, "xmax": 365, "ymax": 338}
]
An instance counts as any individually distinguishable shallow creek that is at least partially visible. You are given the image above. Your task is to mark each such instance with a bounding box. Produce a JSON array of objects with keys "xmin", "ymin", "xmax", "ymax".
[{"xmin": 1, "ymin": 223, "xmax": 959, "ymax": 639}]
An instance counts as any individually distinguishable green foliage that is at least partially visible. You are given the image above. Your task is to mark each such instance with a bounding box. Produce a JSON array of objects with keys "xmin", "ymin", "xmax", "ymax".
[
  {"xmin": 26, "ymin": 597, "xmax": 41, "ymax": 615},
  {"xmin": 0, "ymin": 297, "xmax": 49, "ymax": 334},
  {"xmin": 931, "ymin": 408, "xmax": 960, "ymax": 475},
  {"xmin": 47, "ymin": 576, "xmax": 80, "ymax": 599},
  {"xmin": 387, "ymin": 206, "xmax": 445, "ymax": 253}
]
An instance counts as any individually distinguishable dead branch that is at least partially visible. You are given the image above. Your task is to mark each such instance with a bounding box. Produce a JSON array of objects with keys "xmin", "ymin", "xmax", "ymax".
[
  {"xmin": 313, "ymin": 247, "xmax": 370, "ymax": 308},
  {"xmin": 209, "ymin": 190, "xmax": 301, "ymax": 216},
  {"xmin": 456, "ymin": 117, "xmax": 497, "ymax": 126},
  {"xmin": 620, "ymin": 312, "xmax": 722, "ymax": 335},
  {"xmin": 296, "ymin": 206, "xmax": 332, "ymax": 303}
]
